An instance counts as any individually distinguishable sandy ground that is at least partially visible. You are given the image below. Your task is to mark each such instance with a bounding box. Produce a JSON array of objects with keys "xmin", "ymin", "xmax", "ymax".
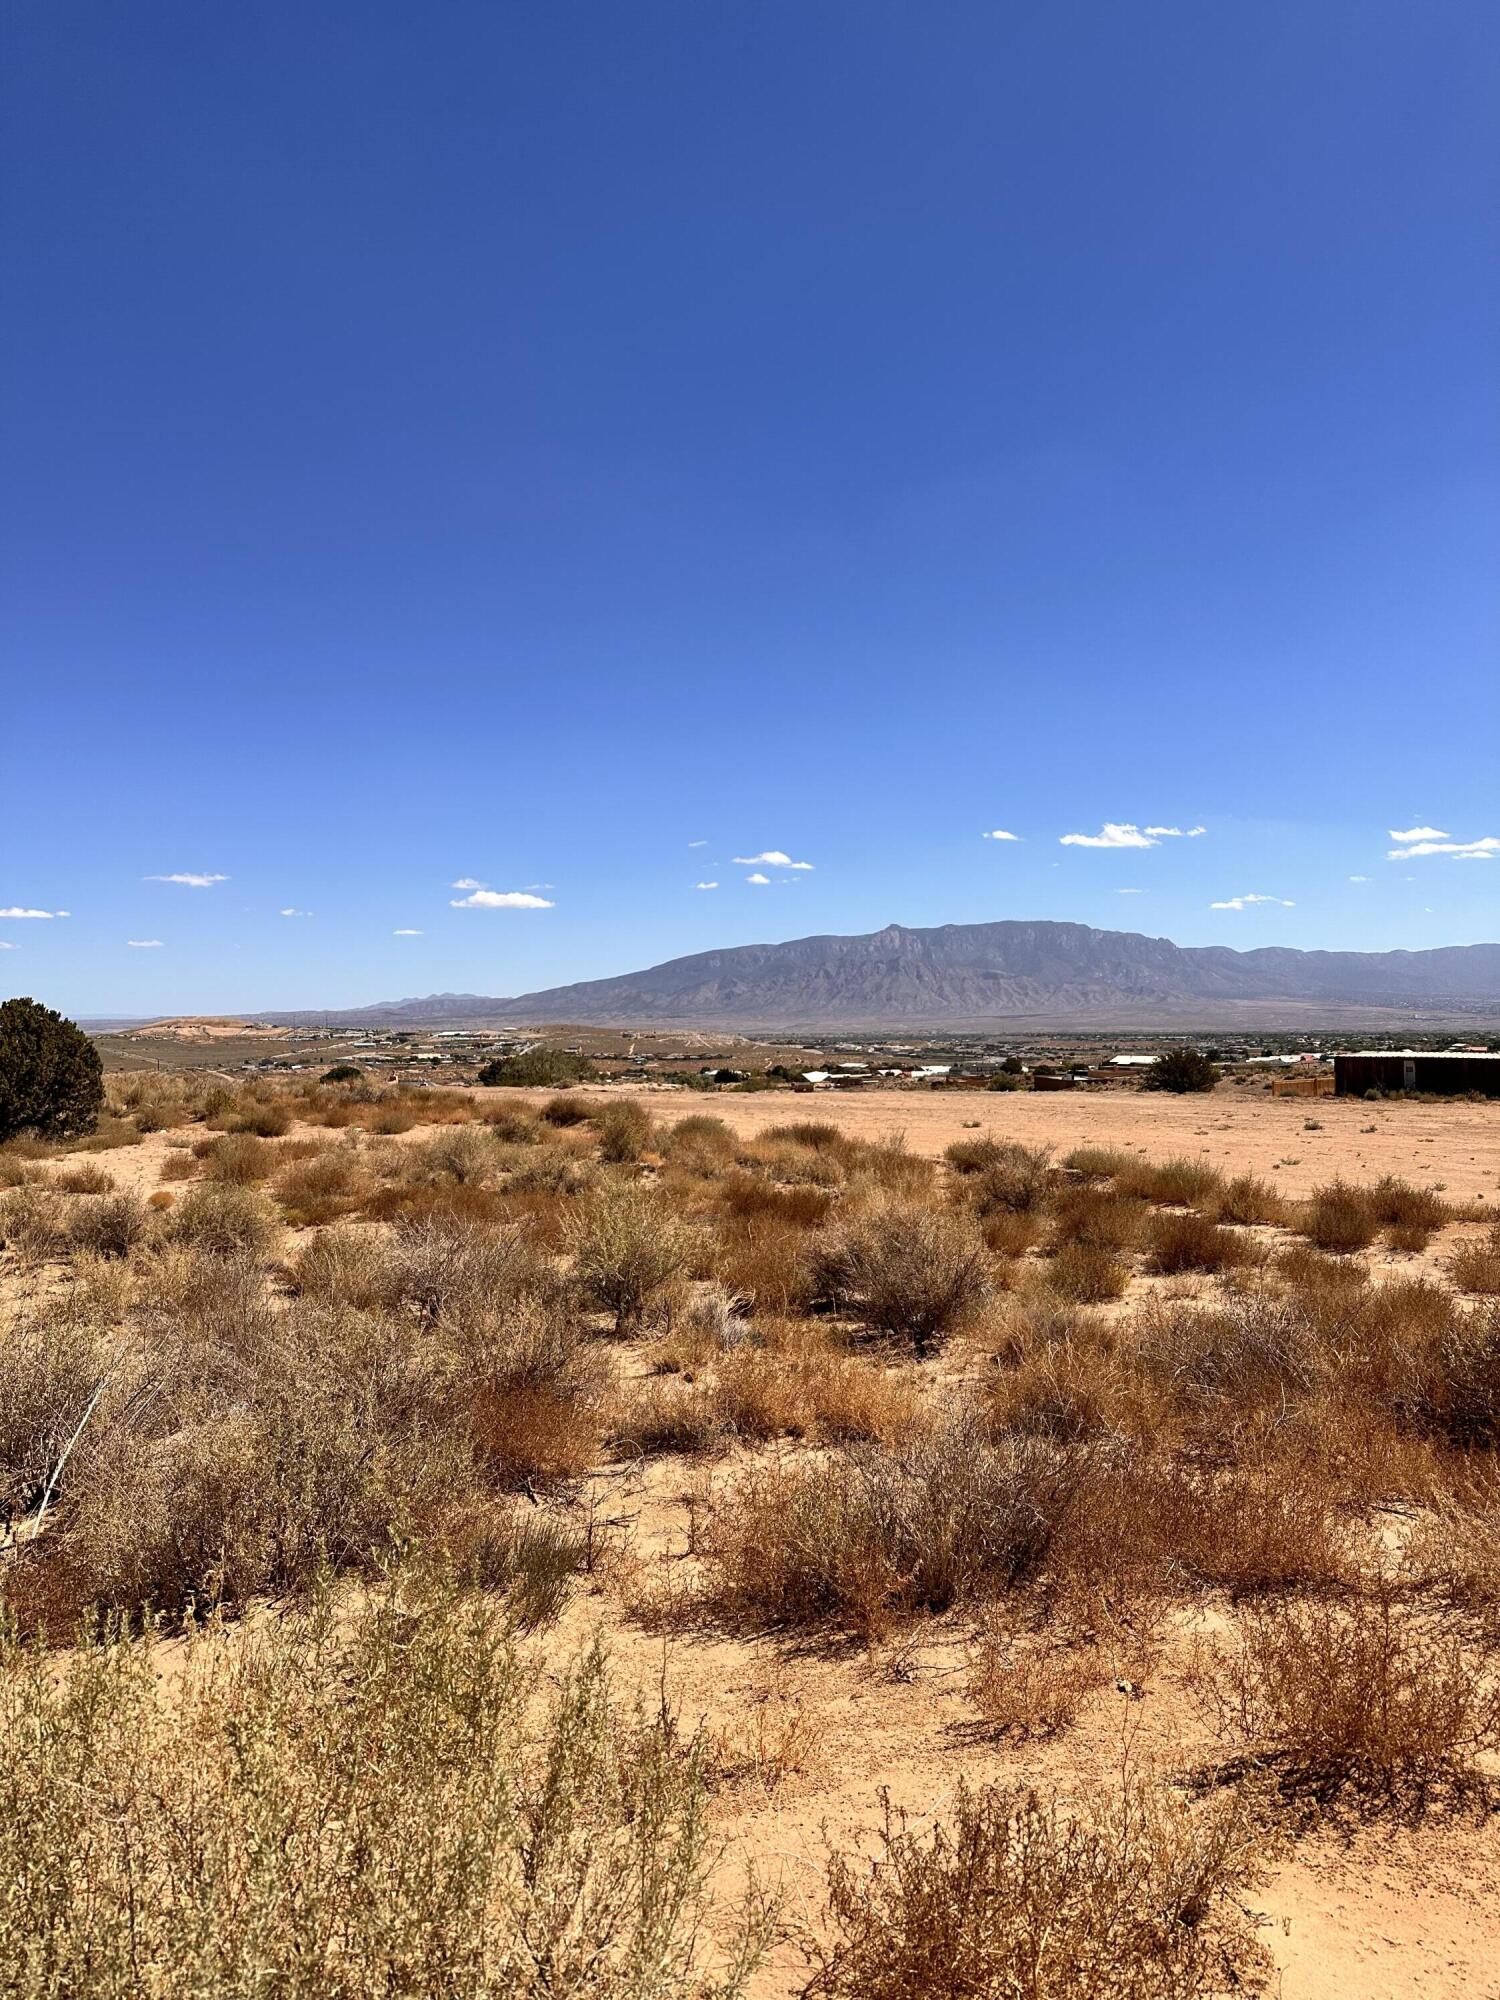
[
  {"xmin": 17, "ymin": 1091, "xmax": 1500, "ymax": 1995},
  {"xmin": 471, "ymin": 1081, "xmax": 1500, "ymax": 1205}
]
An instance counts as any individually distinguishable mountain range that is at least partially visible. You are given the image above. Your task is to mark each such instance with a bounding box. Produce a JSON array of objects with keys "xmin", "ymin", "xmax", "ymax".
[{"xmin": 262, "ymin": 920, "xmax": 1500, "ymax": 1030}]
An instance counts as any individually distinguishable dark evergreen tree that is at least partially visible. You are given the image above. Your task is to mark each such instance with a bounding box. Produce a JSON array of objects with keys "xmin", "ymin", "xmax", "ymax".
[{"xmin": 0, "ymin": 997, "xmax": 106, "ymax": 1140}]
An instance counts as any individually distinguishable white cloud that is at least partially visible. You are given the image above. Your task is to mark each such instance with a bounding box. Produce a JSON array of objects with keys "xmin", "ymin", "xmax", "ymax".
[
  {"xmin": 0, "ymin": 941, "xmax": 15, "ymax": 950},
  {"xmin": 450, "ymin": 877, "xmax": 483, "ymax": 890},
  {"xmin": 145, "ymin": 872, "xmax": 227, "ymax": 887},
  {"xmin": 1349, "ymin": 875, "xmax": 1369, "ymax": 884},
  {"xmin": 279, "ymin": 907, "xmax": 312, "ymax": 918},
  {"xmin": 1387, "ymin": 835, "xmax": 1499, "ymax": 860},
  {"xmin": 393, "ymin": 928, "xmax": 423, "ymax": 936},
  {"xmin": 0, "ymin": 907, "xmax": 64, "ymax": 919},
  {"xmin": 1210, "ymin": 893, "xmax": 1295, "ymax": 911},
  {"xmin": 127, "ymin": 939, "xmax": 163, "ymax": 948},
  {"xmin": 733, "ymin": 850, "xmax": 814, "ymax": 870},
  {"xmin": 688, "ymin": 840, "xmax": 707, "ymax": 849},
  {"xmin": 1117, "ymin": 887, "xmax": 1143, "ymax": 895},
  {"xmin": 1388, "ymin": 826, "xmax": 1448, "ymax": 843},
  {"xmin": 695, "ymin": 881, "xmax": 719, "ymax": 890},
  {"xmin": 982, "ymin": 829, "xmax": 1022, "ymax": 842},
  {"xmin": 1145, "ymin": 824, "xmax": 1207, "ymax": 839},
  {"xmin": 1060, "ymin": 823, "xmax": 1159, "ymax": 849},
  {"xmin": 745, "ymin": 872, "xmax": 771, "ymax": 886},
  {"xmin": 450, "ymin": 888, "xmax": 555, "ymax": 910}
]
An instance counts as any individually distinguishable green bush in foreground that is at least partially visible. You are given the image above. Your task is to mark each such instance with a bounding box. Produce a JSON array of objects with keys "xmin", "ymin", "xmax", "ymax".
[
  {"xmin": 0, "ymin": 998, "xmax": 104, "ymax": 1142},
  {"xmin": 0, "ymin": 1580, "xmax": 771, "ymax": 1999}
]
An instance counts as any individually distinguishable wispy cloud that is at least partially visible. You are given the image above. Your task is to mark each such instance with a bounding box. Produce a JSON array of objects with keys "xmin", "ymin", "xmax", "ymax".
[
  {"xmin": 1388, "ymin": 830, "xmax": 1498, "ymax": 860},
  {"xmin": 745, "ymin": 872, "xmax": 770, "ymax": 886},
  {"xmin": 279, "ymin": 907, "xmax": 312, "ymax": 918},
  {"xmin": 688, "ymin": 839, "xmax": 707, "ymax": 849},
  {"xmin": 733, "ymin": 850, "xmax": 814, "ymax": 870},
  {"xmin": 982, "ymin": 829, "xmax": 1022, "ymax": 843},
  {"xmin": 1060, "ymin": 822, "xmax": 1204, "ymax": 849},
  {"xmin": 127, "ymin": 939, "xmax": 163, "ymax": 948},
  {"xmin": 146, "ymin": 872, "xmax": 227, "ymax": 887},
  {"xmin": 1349, "ymin": 875, "xmax": 1369, "ymax": 884},
  {"xmin": 0, "ymin": 906, "xmax": 66, "ymax": 919},
  {"xmin": 393, "ymin": 928, "xmax": 423, "ymax": 936},
  {"xmin": 0, "ymin": 941, "xmax": 16, "ymax": 950},
  {"xmin": 1210, "ymin": 893, "xmax": 1295, "ymax": 911},
  {"xmin": 1117, "ymin": 887, "xmax": 1143, "ymax": 895},
  {"xmin": 450, "ymin": 885, "xmax": 555, "ymax": 909},
  {"xmin": 695, "ymin": 881, "xmax": 719, "ymax": 890},
  {"xmin": 450, "ymin": 877, "xmax": 483, "ymax": 890}
]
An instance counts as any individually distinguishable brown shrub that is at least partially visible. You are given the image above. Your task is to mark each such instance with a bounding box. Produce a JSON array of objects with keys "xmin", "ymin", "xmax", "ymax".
[
  {"xmin": 595, "ymin": 1099, "xmax": 655, "ymax": 1163},
  {"xmin": 825, "ymin": 1200, "xmax": 990, "ymax": 1354},
  {"xmin": 67, "ymin": 1193, "xmax": 148, "ymax": 1261},
  {"xmin": 1114, "ymin": 1156, "xmax": 1223, "ymax": 1207},
  {"xmin": 1046, "ymin": 1187, "xmax": 1149, "ymax": 1253},
  {"xmin": 1212, "ymin": 1174, "xmax": 1286, "ymax": 1227},
  {"xmin": 1448, "ymin": 1228, "xmax": 1500, "ymax": 1297},
  {"xmin": 1193, "ymin": 1589, "xmax": 1500, "ymax": 1810},
  {"xmin": 566, "ymin": 1181, "xmax": 693, "ymax": 1332},
  {"xmin": 707, "ymin": 1413, "xmax": 1077, "ymax": 1639},
  {"xmin": 168, "ymin": 1184, "xmax": 278, "ymax": 1258},
  {"xmin": 197, "ymin": 1132, "xmax": 276, "ymax": 1183},
  {"xmin": 1144, "ymin": 1211, "xmax": 1251, "ymax": 1276},
  {"xmin": 805, "ymin": 1774, "xmax": 1260, "ymax": 2000},
  {"xmin": 53, "ymin": 1161, "xmax": 115, "ymax": 1195},
  {"xmin": 541, "ymin": 1091, "xmax": 591, "ymax": 1127},
  {"xmin": 1301, "ymin": 1180, "xmax": 1377, "ymax": 1254},
  {"xmin": 1044, "ymin": 1243, "xmax": 1129, "ymax": 1305}
]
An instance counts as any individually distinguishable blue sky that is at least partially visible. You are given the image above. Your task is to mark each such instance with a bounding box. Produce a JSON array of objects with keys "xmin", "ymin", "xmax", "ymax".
[{"xmin": 2, "ymin": 1, "xmax": 1496, "ymax": 1016}]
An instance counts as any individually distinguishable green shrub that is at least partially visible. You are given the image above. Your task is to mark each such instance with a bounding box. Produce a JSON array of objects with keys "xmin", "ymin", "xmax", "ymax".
[
  {"xmin": 478, "ymin": 1048, "xmax": 595, "ymax": 1088},
  {"xmin": 1143, "ymin": 1048, "xmax": 1218, "ymax": 1094},
  {"xmin": 0, "ymin": 999, "xmax": 104, "ymax": 1142}
]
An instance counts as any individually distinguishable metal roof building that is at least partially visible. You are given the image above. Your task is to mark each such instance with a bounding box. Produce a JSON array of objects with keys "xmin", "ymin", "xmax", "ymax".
[{"xmin": 1334, "ymin": 1050, "xmax": 1500, "ymax": 1098}]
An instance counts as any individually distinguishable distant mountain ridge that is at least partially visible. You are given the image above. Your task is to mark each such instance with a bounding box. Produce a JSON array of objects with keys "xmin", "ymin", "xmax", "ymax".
[{"xmin": 261, "ymin": 920, "xmax": 1500, "ymax": 1029}]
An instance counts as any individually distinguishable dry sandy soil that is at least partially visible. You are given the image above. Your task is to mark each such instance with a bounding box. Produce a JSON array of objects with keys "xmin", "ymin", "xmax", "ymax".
[
  {"xmin": 19, "ymin": 1089, "xmax": 1500, "ymax": 1996},
  {"xmin": 473, "ymin": 1081, "xmax": 1500, "ymax": 1205}
]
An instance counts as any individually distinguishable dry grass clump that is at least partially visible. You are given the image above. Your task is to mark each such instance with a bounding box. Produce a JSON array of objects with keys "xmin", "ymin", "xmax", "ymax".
[
  {"xmin": 1043, "ymin": 1242, "xmax": 1130, "ymax": 1304},
  {"xmin": 946, "ymin": 1139, "xmax": 1052, "ymax": 1215},
  {"xmin": 566, "ymin": 1179, "xmax": 693, "ymax": 1332},
  {"xmin": 660, "ymin": 1113, "xmax": 738, "ymax": 1175},
  {"xmin": 479, "ymin": 1100, "xmax": 541, "ymax": 1143},
  {"xmin": 1046, "ymin": 1185, "xmax": 1149, "ymax": 1252},
  {"xmin": 804, "ymin": 1775, "xmax": 1260, "ymax": 2000},
  {"xmin": 1193, "ymin": 1588, "xmax": 1500, "ymax": 1811},
  {"xmin": 411, "ymin": 1123, "xmax": 497, "ymax": 1185},
  {"xmin": 610, "ymin": 1375, "xmax": 723, "ymax": 1458},
  {"xmin": 707, "ymin": 1412, "xmax": 1075, "ymax": 1640},
  {"xmin": 195, "ymin": 1131, "xmax": 276, "ymax": 1183},
  {"xmin": 1062, "ymin": 1145, "xmax": 1136, "ymax": 1180},
  {"xmin": 1300, "ymin": 1179, "xmax": 1377, "ymax": 1254},
  {"xmin": 1144, "ymin": 1211, "xmax": 1252, "ymax": 1277},
  {"xmin": 0, "ymin": 1185, "xmax": 68, "ymax": 1263},
  {"xmin": 541, "ymin": 1090, "xmax": 592, "ymax": 1126},
  {"xmin": 595, "ymin": 1098, "xmax": 656, "ymax": 1163},
  {"xmin": 821, "ymin": 1199, "xmax": 989, "ymax": 1353},
  {"xmin": 66, "ymin": 1192, "xmax": 148, "ymax": 1262},
  {"xmin": 0, "ymin": 1587, "xmax": 767, "ymax": 1997},
  {"xmin": 1448, "ymin": 1224, "xmax": 1500, "ymax": 1296},
  {"xmin": 273, "ymin": 1144, "xmax": 366, "ymax": 1224},
  {"xmin": 1367, "ymin": 1175, "xmax": 1449, "ymax": 1234},
  {"xmin": 1211, "ymin": 1173, "xmax": 1286, "ymax": 1227},
  {"xmin": 1114, "ymin": 1156, "xmax": 1223, "ymax": 1208},
  {"xmin": 224, "ymin": 1096, "xmax": 292, "ymax": 1139},
  {"xmin": 168, "ymin": 1183, "xmax": 278, "ymax": 1258},
  {"xmin": 51, "ymin": 1161, "xmax": 115, "ymax": 1195}
]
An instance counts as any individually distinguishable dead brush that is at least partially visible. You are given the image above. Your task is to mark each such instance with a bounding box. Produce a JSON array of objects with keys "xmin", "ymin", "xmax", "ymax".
[
  {"xmin": 1043, "ymin": 1242, "xmax": 1130, "ymax": 1304},
  {"xmin": 194, "ymin": 1132, "xmax": 276, "ymax": 1183},
  {"xmin": 52, "ymin": 1161, "xmax": 114, "ymax": 1195},
  {"xmin": 1192, "ymin": 1585, "xmax": 1500, "ymax": 1812},
  {"xmin": 659, "ymin": 1113, "xmax": 738, "ymax": 1175},
  {"xmin": 168, "ymin": 1184, "xmax": 278, "ymax": 1258},
  {"xmin": 0, "ymin": 1185, "xmax": 68, "ymax": 1263},
  {"xmin": 706, "ymin": 1410, "xmax": 1079, "ymax": 1640},
  {"xmin": 274, "ymin": 1145, "xmax": 366, "ymax": 1224},
  {"xmin": 66, "ymin": 1192, "xmax": 148, "ymax": 1262},
  {"xmin": 1447, "ymin": 1224, "xmax": 1500, "ymax": 1296},
  {"xmin": 594, "ymin": 1098, "xmax": 656, "ymax": 1163},
  {"xmin": 610, "ymin": 1375, "xmax": 722, "ymax": 1458},
  {"xmin": 1045, "ymin": 1185, "xmax": 1150, "ymax": 1253},
  {"xmin": 1144, "ymin": 1210, "xmax": 1251, "ymax": 1276},
  {"xmin": 1211, "ymin": 1173, "xmax": 1287, "ymax": 1227},
  {"xmin": 1299, "ymin": 1179, "xmax": 1377, "ymax": 1254},
  {"xmin": 821, "ymin": 1197, "xmax": 990, "ymax": 1354},
  {"xmin": 1114, "ymin": 1156, "xmax": 1224, "ymax": 1208},
  {"xmin": 803, "ymin": 1772, "xmax": 1262, "ymax": 2000}
]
